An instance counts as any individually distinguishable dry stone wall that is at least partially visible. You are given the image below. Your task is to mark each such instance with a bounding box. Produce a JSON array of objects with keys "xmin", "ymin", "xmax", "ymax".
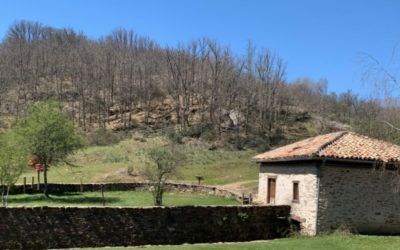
[
  {"xmin": 9, "ymin": 182, "xmax": 241, "ymax": 200},
  {"xmin": 0, "ymin": 205, "xmax": 291, "ymax": 249}
]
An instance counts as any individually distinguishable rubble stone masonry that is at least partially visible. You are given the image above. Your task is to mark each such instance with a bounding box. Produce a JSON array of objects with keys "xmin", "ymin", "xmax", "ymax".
[
  {"xmin": 317, "ymin": 165, "xmax": 400, "ymax": 234},
  {"xmin": 0, "ymin": 205, "xmax": 290, "ymax": 249}
]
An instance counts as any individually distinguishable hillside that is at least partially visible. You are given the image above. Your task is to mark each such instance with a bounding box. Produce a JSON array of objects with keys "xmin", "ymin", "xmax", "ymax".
[
  {"xmin": 2, "ymin": 20, "xmax": 400, "ymax": 151},
  {"xmin": 19, "ymin": 134, "xmax": 260, "ymax": 194},
  {"xmin": 3, "ymin": 21, "xmax": 400, "ymax": 196},
  {"xmin": 13, "ymin": 109, "xmax": 353, "ymax": 196}
]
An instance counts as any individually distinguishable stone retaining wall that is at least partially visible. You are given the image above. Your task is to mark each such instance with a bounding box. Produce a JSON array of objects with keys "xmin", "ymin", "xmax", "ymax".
[
  {"xmin": 9, "ymin": 182, "xmax": 242, "ymax": 200},
  {"xmin": 0, "ymin": 205, "xmax": 291, "ymax": 249}
]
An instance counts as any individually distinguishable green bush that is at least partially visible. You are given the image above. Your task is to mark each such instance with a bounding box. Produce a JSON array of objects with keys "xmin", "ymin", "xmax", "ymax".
[
  {"xmin": 251, "ymin": 137, "xmax": 271, "ymax": 152},
  {"xmin": 231, "ymin": 135, "xmax": 270, "ymax": 152},
  {"xmin": 87, "ymin": 128, "xmax": 128, "ymax": 146},
  {"xmin": 127, "ymin": 165, "xmax": 135, "ymax": 176},
  {"xmin": 237, "ymin": 212, "xmax": 249, "ymax": 222},
  {"xmin": 181, "ymin": 124, "xmax": 211, "ymax": 138},
  {"xmin": 103, "ymin": 154, "xmax": 129, "ymax": 163},
  {"xmin": 166, "ymin": 128, "xmax": 184, "ymax": 144},
  {"xmin": 269, "ymin": 128, "xmax": 286, "ymax": 146},
  {"xmin": 167, "ymin": 124, "xmax": 214, "ymax": 144}
]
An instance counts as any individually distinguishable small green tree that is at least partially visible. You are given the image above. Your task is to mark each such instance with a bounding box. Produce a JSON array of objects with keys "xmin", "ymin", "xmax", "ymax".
[
  {"xmin": 0, "ymin": 132, "xmax": 27, "ymax": 206},
  {"xmin": 141, "ymin": 145, "xmax": 183, "ymax": 206},
  {"xmin": 15, "ymin": 101, "xmax": 84, "ymax": 197}
]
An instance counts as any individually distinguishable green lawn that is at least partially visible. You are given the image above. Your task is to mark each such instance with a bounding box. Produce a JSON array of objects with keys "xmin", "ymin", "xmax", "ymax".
[
  {"xmin": 7, "ymin": 191, "xmax": 239, "ymax": 207},
  {"xmin": 75, "ymin": 234, "xmax": 400, "ymax": 250},
  {"xmin": 19, "ymin": 135, "xmax": 259, "ymax": 188}
]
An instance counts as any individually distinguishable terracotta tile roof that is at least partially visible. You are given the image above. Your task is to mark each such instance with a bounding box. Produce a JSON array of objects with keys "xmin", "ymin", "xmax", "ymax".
[{"xmin": 254, "ymin": 131, "xmax": 400, "ymax": 163}]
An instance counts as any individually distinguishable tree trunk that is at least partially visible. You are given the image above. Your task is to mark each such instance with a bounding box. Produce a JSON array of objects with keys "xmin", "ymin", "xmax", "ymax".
[
  {"xmin": 153, "ymin": 182, "xmax": 164, "ymax": 206},
  {"xmin": 43, "ymin": 164, "xmax": 49, "ymax": 197},
  {"xmin": 5, "ymin": 185, "xmax": 10, "ymax": 207},
  {"xmin": 1, "ymin": 184, "xmax": 5, "ymax": 207}
]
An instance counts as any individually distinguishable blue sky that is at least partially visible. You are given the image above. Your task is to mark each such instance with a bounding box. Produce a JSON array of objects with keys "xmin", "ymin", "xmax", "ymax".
[{"xmin": 1, "ymin": 0, "xmax": 399, "ymax": 96}]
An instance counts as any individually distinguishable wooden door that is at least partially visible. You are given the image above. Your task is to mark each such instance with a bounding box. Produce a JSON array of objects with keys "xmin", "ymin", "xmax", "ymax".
[{"xmin": 267, "ymin": 178, "xmax": 276, "ymax": 204}]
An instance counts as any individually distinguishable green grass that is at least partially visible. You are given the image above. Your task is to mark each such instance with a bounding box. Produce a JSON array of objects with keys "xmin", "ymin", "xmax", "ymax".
[
  {"xmin": 6, "ymin": 191, "xmax": 239, "ymax": 207},
  {"xmin": 19, "ymin": 135, "xmax": 259, "ymax": 186},
  {"xmin": 74, "ymin": 234, "xmax": 400, "ymax": 250},
  {"xmin": 178, "ymin": 146, "xmax": 258, "ymax": 185}
]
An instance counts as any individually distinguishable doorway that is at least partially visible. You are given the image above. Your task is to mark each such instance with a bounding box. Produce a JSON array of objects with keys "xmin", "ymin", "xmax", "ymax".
[{"xmin": 267, "ymin": 177, "xmax": 276, "ymax": 204}]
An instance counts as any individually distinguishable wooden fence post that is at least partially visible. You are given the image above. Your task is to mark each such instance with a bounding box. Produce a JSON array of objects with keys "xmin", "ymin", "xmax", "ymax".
[
  {"xmin": 31, "ymin": 176, "xmax": 34, "ymax": 189},
  {"xmin": 249, "ymin": 193, "xmax": 253, "ymax": 205},
  {"xmin": 37, "ymin": 172, "xmax": 40, "ymax": 191},
  {"xmin": 241, "ymin": 193, "xmax": 245, "ymax": 205},
  {"xmin": 23, "ymin": 177, "xmax": 26, "ymax": 193},
  {"xmin": 101, "ymin": 184, "xmax": 105, "ymax": 206}
]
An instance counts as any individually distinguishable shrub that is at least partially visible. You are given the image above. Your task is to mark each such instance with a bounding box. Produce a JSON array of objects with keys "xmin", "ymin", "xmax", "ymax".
[
  {"xmin": 103, "ymin": 154, "xmax": 129, "ymax": 163},
  {"xmin": 231, "ymin": 135, "xmax": 270, "ymax": 152},
  {"xmin": 87, "ymin": 128, "xmax": 128, "ymax": 146},
  {"xmin": 269, "ymin": 128, "xmax": 286, "ymax": 146},
  {"xmin": 127, "ymin": 165, "xmax": 135, "ymax": 176},
  {"xmin": 166, "ymin": 127, "xmax": 184, "ymax": 144},
  {"xmin": 199, "ymin": 126, "xmax": 216, "ymax": 141},
  {"xmin": 167, "ymin": 124, "xmax": 215, "ymax": 144},
  {"xmin": 249, "ymin": 137, "xmax": 271, "ymax": 152},
  {"xmin": 237, "ymin": 212, "xmax": 249, "ymax": 222},
  {"xmin": 181, "ymin": 124, "xmax": 210, "ymax": 138}
]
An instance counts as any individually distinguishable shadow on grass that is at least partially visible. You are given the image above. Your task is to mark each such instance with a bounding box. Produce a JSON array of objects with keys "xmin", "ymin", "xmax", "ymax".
[
  {"xmin": 48, "ymin": 192, "xmax": 84, "ymax": 197},
  {"xmin": 8, "ymin": 193, "xmax": 121, "ymax": 205}
]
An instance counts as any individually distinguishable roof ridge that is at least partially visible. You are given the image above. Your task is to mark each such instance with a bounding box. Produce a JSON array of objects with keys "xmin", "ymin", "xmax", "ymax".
[{"xmin": 315, "ymin": 131, "xmax": 348, "ymax": 156}]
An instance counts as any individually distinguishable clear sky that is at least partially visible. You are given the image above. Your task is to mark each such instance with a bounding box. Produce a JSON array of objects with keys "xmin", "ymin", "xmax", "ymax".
[{"xmin": 1, "ymin": 0, "xmax": 399, "ymax": 96}]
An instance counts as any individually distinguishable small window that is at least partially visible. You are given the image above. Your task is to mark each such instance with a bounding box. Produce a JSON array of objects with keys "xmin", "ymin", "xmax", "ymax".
[{"xmin": 293, "ymin": 181, "xmax": 299, "ymax": 202}]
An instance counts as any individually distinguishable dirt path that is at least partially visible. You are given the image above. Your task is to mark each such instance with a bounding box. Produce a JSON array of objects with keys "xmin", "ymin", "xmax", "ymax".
[
  {"xmin": 94, "ymin": 169, "xmax": 258, "ymax": 198},
  {"xmin": 222, "ymin": 180, "xmax": 258, "ymax": 195}
]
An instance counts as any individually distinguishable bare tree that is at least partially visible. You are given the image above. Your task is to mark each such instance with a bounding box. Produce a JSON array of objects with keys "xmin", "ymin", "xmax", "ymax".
[{"xmin": 140, "ymin": 144, "xmax": 183, "ymax": 206}]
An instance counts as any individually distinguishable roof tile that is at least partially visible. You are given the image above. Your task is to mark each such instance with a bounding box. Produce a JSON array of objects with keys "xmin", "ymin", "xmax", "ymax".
[{"xmin": 254, "ymin": 131, "xmax": 400, "ymax": 163}]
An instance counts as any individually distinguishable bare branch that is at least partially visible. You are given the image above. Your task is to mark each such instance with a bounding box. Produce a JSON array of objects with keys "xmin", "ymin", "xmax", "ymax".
[{"xmin": 382, "ymin": 120, "xmax": 400, "ymax": 131}]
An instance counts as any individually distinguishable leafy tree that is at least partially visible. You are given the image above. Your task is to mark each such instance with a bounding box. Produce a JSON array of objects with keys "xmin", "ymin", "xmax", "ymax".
[
  {"xmin": 0, "ymin": 131, "xmax": 27, "ymax": 206},
  {"xmin": 15, "ymin": 101, "xmax": 84, "ymax": 197},
  {"xmin": 141, "ymin": 144, "xmax": 183, "ymax": 206}
]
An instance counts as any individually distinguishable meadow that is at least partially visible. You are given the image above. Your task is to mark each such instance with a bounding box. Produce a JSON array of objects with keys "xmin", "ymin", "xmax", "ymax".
[
  {"xmin": 6, "ymin": 191, "xmax": 239, "ymax": 207},
  {"xmin": 19, "ymin": 135, "xmax": 259, "ymax": 193}
]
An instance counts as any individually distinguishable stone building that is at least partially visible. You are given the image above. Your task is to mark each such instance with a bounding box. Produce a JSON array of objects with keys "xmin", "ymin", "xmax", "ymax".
[{"xmin": 254, "ymin": 131, "xmax": 400, "ymax": 235}]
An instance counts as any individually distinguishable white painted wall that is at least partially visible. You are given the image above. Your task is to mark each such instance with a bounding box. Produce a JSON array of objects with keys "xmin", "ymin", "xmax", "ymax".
[{"xmin": 258, "ymin": 163, "xmax": 319, "ymax": 235}]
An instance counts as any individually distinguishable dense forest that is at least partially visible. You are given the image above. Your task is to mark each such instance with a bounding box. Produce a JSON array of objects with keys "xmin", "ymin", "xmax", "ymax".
[{"xmin": 1, "ymin": 20, "xmax": 400, "ymax": 149}]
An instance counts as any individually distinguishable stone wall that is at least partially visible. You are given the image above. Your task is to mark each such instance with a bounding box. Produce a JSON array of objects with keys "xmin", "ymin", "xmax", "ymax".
[
  {"xmin": 9, "ymin": 182, "xmax": 242, "ymax": 200},
  {"xmin": 259, "ymin": 163, "xmax": 319, "ymax": 235},
  {"xmin": 0, "ymin": 205, "xmax": 291, "ymax": 249},
  {"xmin": 317, "ymin": 165, "xmax": 400, "ymax": 234}
]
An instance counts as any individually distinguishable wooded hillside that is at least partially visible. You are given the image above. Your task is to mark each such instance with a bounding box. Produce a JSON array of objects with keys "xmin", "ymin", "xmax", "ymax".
[{"xmin": 1, "ymin": 20, "xmax": 399, "ymax": 148}]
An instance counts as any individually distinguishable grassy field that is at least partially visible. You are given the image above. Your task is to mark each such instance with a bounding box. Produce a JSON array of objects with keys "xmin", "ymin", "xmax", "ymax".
[
  {"xmin": 75, "ymin": 234, "xmax": 400, "ymax": 250},
  {"xmin": 19, "ymin": 135, "xmax": 259, "ymax": 192},
  {"xmin": 6, "ymin": 191, "xmax": 239, "ymax": 207}
]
